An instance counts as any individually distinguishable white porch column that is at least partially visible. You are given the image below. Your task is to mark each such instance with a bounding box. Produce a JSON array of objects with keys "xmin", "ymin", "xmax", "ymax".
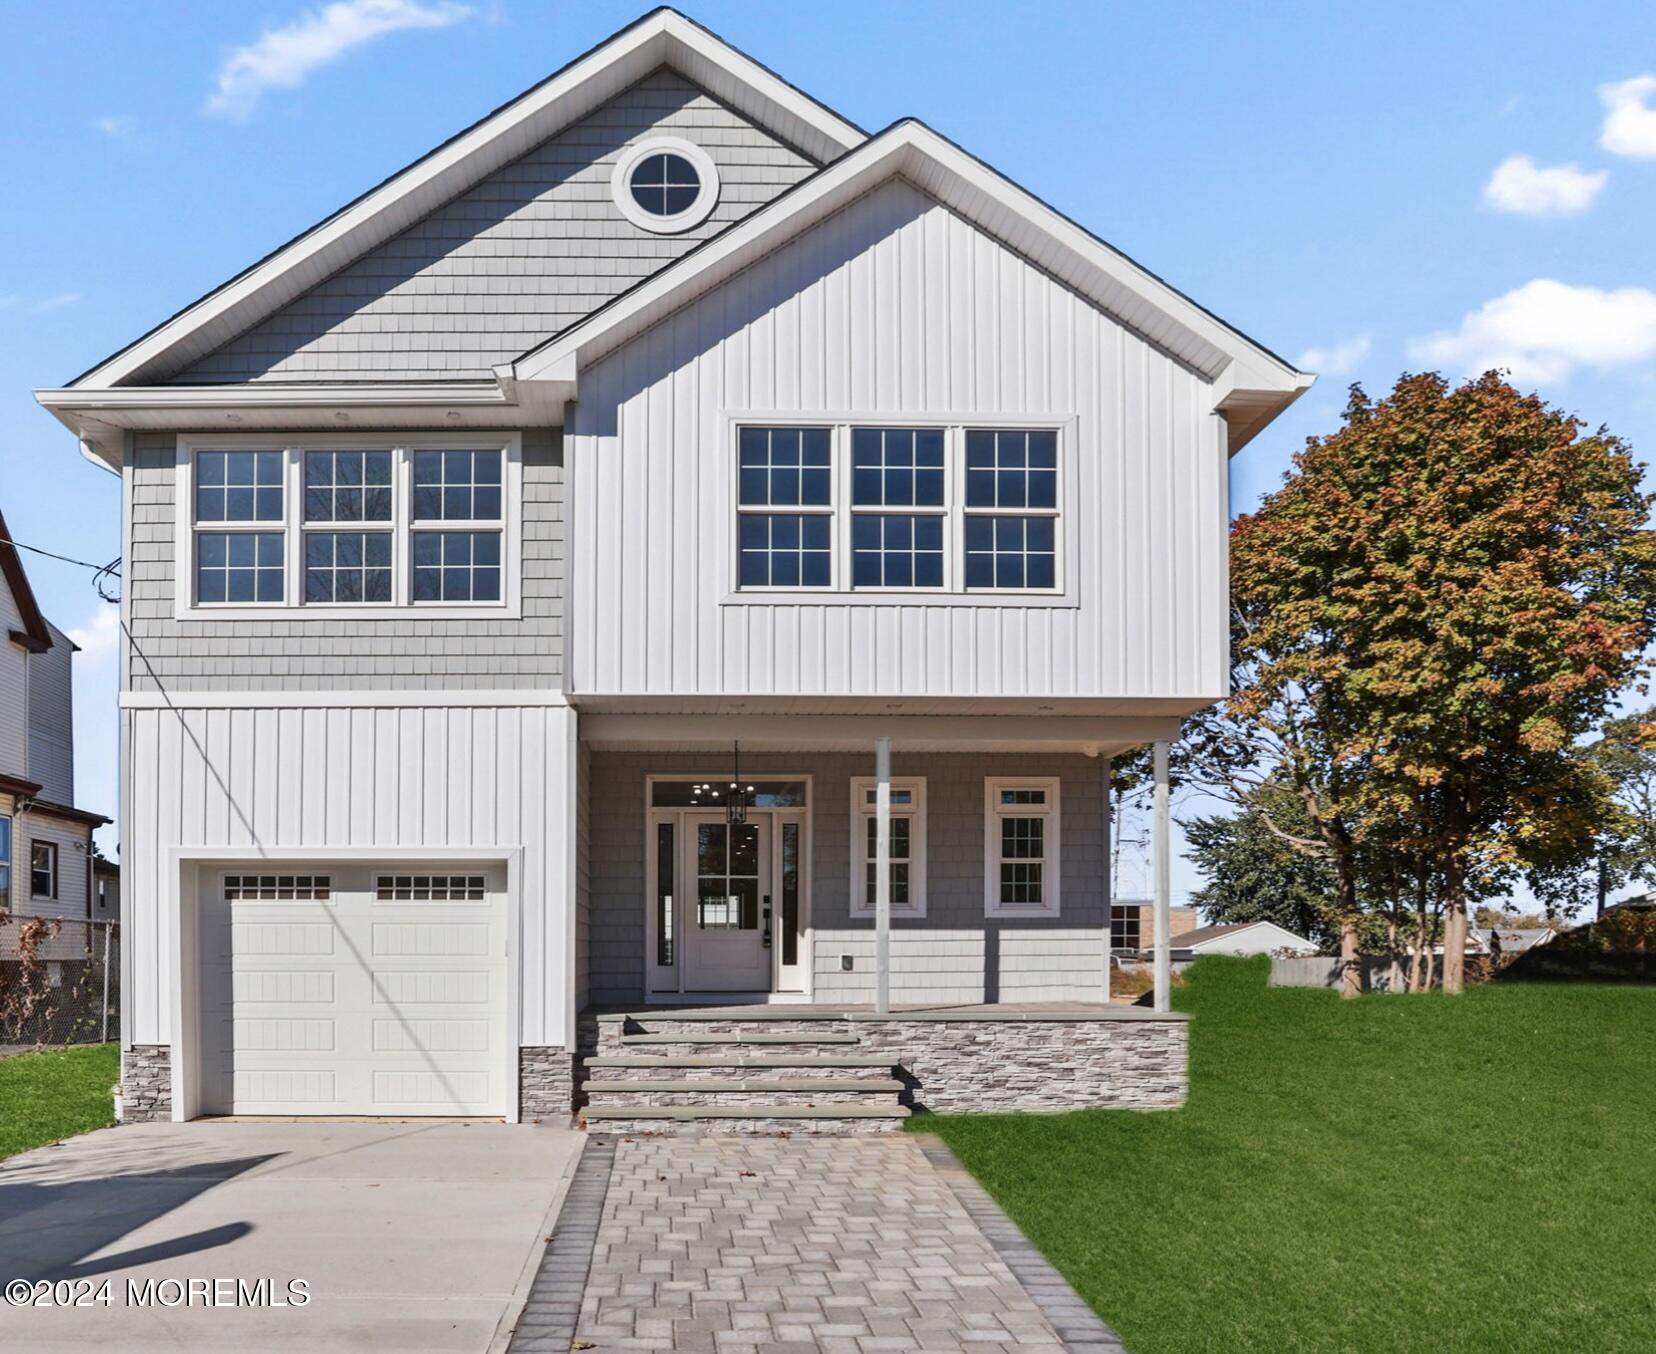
[
  {"xmin": 1101, "ymin": 756, "xmax": 1113, "ymax": 1003},
  {"xmin": 874, "ymin": 735, "xmax": 892, "ymax": 1016},
  {"xmin": 1152, "ymin": 739, "xmax": 1172, "ymax": 1014}
]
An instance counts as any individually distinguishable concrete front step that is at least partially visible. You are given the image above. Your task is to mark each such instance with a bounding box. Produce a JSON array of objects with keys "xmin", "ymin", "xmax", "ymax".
[
  {"xmin": 581, "ymin": 1103, "xmax": 910, "ymax": 1136},
  {"xmin": 586, "ymin": 1053, "xmax": 895, "ymax": 1070},
  {"xmin": 618, "ymin": 1031, "xmax": 862, "ymax": 1046},
  {"xmin": 586, "ymin": 1077, "xmax": 904, "ymax": 1096}
]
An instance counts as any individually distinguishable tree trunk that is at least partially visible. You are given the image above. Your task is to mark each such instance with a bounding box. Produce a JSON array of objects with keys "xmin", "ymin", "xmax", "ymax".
[
  {"xmin": 1386, "ymin": 912, "xmax": 1402, "ymax": 994},
  {"xmin": 1442, "ymin": 853, "xmax": 1468, "ymax": 995},
  {"xmin": 1334, "ymin": 850, "xmax": 1362, "ymax": 999},
  {"xmin": 1408, "ymin": 862, "xmax": 1428, "ymax": 993}
]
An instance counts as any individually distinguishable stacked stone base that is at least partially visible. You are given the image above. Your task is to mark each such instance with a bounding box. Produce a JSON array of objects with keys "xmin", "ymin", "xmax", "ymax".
[
  {"xmin": 120, "ymin": 1045, "xmax": 171, "ymax": 1122},
  {"xmin": 518, "ymin": 1045, "xmax": 576, "ymax": 1121}
]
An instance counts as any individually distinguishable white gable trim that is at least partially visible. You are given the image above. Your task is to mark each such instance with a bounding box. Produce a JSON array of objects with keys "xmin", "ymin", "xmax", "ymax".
[
  {"xmin": 65, "ymin": 9, "xmax": 864, "ymax": 392},
  {"xmin": 508, "ymin": 120, "xmax": 1313, "ymax": 450}
]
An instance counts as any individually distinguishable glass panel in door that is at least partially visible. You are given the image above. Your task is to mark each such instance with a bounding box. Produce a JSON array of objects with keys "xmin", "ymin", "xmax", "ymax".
[{"xmin": 683, "ymin": 813, "xmax": 771, "ymax": 991}]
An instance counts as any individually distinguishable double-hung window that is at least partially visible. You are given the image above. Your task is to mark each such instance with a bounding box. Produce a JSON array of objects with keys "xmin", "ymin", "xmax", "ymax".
[
  {"xmin": 31, "ymin": 840, "xmax": 57, "ymax": 900},
  {"xmin": 984, "ymin": 777, "xmax": 1060, "ymax": 917},
  {"xmin": 0, "ymin": 815, "xmax": 10, "ymax": 898},
  {"xmin": 181, "ymin": 437, "xmax": 517, "ymax": 617},
  {"xmin": 732, "ymin": 421, "xmax": 1064, "ymax": 595},
  {"xmin": 849, "ymin": 777, "xmax": 927, "ymax": 918}
]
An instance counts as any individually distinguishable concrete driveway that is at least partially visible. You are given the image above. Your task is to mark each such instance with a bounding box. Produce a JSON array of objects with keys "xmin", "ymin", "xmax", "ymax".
[{"xmin": 0, "ymin": 1120, "xmax": 583, "ymax": 1353}]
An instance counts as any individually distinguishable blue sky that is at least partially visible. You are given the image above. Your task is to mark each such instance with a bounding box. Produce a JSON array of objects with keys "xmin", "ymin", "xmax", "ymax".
[{"xmin": 4, "ymin": 0, "xmax": 1656, "ymax": 897}]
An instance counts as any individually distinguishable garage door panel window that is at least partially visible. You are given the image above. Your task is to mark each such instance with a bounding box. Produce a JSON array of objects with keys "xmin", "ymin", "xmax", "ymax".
[
  {"xmin": 376, "ymin": 874, "xmax": 488, "ymax": 902},
  {"xmin": 224, "ymin": 874, "xmax": 332, "ymax": 901}
]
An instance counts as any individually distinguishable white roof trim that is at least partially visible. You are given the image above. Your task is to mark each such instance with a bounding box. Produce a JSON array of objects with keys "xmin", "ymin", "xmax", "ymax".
[
  {"xmin": 509, "ymin": 119, "xmax": 1312, "ymax": 448},
  {"xmin": 66, "ymin": 8, "xmax": 864, "ymax": 392}
]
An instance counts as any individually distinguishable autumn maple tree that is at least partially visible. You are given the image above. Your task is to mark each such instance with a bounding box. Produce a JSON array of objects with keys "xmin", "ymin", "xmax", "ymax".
[{"xmin": 1227, "ymin": 372, "xmax": 1656, "ymax": 992}]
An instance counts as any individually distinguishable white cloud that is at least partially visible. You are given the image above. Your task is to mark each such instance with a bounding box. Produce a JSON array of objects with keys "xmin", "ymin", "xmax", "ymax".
[
  {"xmin": 30, "ymin": 292, "xmax": 81, "ymax": 313},
  {"xmin": 68, "ymin": 606, "xmax": 121, "ymax": 662},
  {"xmin": 1482, "ymin": 155, "xmax": 1607, "ymax": 217},
  {"xmin": 1295, "ymin": 335, "xmax": 1371, "ymax": 376},
  {"xmin": 1601, "ymin": 75, "xmax": 1656, "ymax": 158},
  {"xmin": 93, "ymin": 114, "xmax": 135, "ymax": 137},
  {"xmin": 207, "ymin": 0, "xmax": 473, "ymax": 120},
  {"xmin": 1408, "ymin": 279, "xmax": 1656, "ymax": 384}
]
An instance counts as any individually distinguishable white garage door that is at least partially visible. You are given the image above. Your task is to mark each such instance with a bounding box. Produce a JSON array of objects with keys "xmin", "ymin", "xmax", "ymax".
[{"xmin": 198, "ymin": 866, "xmax": 508, "ymax": 1117}]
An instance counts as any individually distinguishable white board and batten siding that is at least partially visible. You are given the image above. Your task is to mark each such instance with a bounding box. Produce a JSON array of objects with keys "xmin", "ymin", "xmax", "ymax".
[
  {"xmin": 567, "ymin": 178, "xmax": 1230, "ymax": 700},
  {"xmin": 122, "ymin": 698, "xmax": 576, "ymax": 1068}
]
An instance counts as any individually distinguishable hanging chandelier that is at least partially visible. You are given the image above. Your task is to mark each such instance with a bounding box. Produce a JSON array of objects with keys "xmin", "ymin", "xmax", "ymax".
[{"xmin": 726, "ymin": 740, "xmax": 753, "ymax": 825}]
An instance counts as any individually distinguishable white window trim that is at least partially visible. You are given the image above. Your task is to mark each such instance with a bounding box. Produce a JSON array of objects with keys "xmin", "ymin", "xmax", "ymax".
[
  {"xmin": 174, "ymin": 433, "xmax": 523, "ymax": 621},
  {"xmin": 984, "ymin": 775, "xmax": 1061, "ymax": 919},
  {"xmin": 31, "ymin": 839, "xmax": 58, "ymax": 901},
  {"xmin": 611, "ymin": 136, "xmax": 721, "ymax": 235},
  {"xmin": 849, "ymin": 776, "xmax": 927, "ymax": 919},
  {"xmin": 722, "ymin": 412, "xmax": 1079, "ymax": 607}
]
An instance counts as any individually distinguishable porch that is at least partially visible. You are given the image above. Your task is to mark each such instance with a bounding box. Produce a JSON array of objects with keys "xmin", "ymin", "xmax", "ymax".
[{"xmin": 568, "ymin": 706, "xmax": 1187, "ymax": 1131}]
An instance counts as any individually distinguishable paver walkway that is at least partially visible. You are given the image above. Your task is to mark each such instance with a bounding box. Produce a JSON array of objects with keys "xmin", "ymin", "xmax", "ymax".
[{"xmin": 513, "ymin": 1134, "xmax": 1125, "ymax": 1354}]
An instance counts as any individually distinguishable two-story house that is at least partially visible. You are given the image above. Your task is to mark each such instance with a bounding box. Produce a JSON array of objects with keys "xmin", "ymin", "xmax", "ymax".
[
  {"xmin": 1, "ymin": 511, "xmax": 111, "ymax": 971},
  {"xmin": 37, "ymin": 9, "xmax": 1309, "ymax": 1128}
]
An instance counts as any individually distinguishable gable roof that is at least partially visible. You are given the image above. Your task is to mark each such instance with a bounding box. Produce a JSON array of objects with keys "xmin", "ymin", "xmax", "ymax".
[
  {"xmin": 62, "ymin": 8, "xmax": 864, "ymax": 392},
  {"xmin": 506, "ymin": 119, "xmax": 1312, "ymax": 450},
  {"xmin": 1171, "ymin": 921, "xmax": 1314, "ymax": 950},
  {"xmin": 0, "ymin": 509, "xmax": 53, "ymax": 653}
]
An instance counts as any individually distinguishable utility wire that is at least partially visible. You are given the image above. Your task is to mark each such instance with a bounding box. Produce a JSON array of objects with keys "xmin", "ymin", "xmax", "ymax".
[{"xmin": 0, "ymin": 533, "xmax": 122, "ymax": 603}]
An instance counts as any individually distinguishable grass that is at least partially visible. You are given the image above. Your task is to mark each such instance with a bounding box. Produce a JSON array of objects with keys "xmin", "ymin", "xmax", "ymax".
[
  {"xmin": 0, "ymin": 1043, "xmax": 119, "ymax": 1160},
  {"xmin": 917, "ymin": 958, "xmax": 1656, "ymax": 1354}
]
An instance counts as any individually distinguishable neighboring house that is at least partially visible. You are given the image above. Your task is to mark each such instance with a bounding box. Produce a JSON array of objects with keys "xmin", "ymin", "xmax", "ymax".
[
  {"xmin": 1110, "ymin": 899, "xmax": 1199, "ymax": 957},
  {"xmin": 1165, "ymin": 920, "xmax": 1316, "ymax": 959},
  {"xmin": 36, "ymin": 10, "xmax": 1310, "ymax": 1124},
  {"xmin": 1469, "ymin": 926, "xmax": 1555, "ymax": 957},
  {"xmin": 92, "ymin": 855, "xmax": 119, "ymax": 921},
  {"xmin": 0, "ymin": 511, "xmax": 111, "ymax": 962}
]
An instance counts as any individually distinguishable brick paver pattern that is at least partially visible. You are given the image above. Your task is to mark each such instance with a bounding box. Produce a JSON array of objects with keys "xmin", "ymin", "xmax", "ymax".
[{"xmin": 575, "ymin": 1135, "xmax": 1073, "ymax": 1354}]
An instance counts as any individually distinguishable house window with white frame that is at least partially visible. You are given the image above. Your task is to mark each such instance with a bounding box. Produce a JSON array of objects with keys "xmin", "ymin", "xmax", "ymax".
[
  {"xmin": 31, "ymin": 840, "xmax": 57, "ymax": 900},
  {"xmin": 733, "ymin": 422, "xmax": 1062, "ymax": 595},
  {"xmin": 850, "ymin": 777, "xmax": 926, "ymax": 918},
  {"xmin": 182, "ymin": 437, "xmax": 516, "ymax": 615},
  {"xmin": 0, "ymin": 815, "xmax": 10, "ymax": 898},
  {"xmin": 984, "ymin": 777, "xmax": 1060, "ymax": 917}
]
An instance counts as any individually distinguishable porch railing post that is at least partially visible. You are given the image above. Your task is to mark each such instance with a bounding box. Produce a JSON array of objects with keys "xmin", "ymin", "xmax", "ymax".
[
  {"xmin": 875, "ymin": 735, "xmax": 891, "ymax": 1016},
  {"xmin": 1152, "ymin": 739, "xmax": 1171, "ymax": 1014}
]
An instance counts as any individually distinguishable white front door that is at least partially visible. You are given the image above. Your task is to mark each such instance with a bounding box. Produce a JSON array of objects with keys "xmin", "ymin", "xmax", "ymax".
[{"xmin": 682, "ymin": 814, "xmax": 771, "ymax": 992}]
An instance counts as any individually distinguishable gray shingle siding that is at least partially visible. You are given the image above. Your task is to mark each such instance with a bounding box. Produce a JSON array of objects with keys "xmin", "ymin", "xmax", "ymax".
[
  {"xmin": 172, "ymin": 70, "xmax": 818, "ymax": 383},
  {"xmin": 585, "ymin": 751, "xmax": 1109, "ymax": 1006},
  {"xmin": 124, "ymin": 428, "xmax": 563, "ymax": 691}
]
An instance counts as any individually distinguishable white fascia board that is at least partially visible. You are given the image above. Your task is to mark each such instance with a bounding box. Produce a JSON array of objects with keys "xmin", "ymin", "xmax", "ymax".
[
  {"xmin": 66, "ymin": 10, "xmax": 864, "ymax": 392},
  {"xmin": 510, "ymin": 121, "xmax": 1308, "ymax": 435}
]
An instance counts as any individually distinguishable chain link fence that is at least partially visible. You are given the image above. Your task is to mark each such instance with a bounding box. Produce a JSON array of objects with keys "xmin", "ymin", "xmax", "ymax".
[{"xmin": 0, "ymin": 913, "xmax": 119, "ymax": 1048}]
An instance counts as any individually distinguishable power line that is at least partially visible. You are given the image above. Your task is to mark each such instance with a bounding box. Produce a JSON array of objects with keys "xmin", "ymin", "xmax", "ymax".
[{"xmin": 1, "ymin": 535, "xmax": 121, "ymax": 576}]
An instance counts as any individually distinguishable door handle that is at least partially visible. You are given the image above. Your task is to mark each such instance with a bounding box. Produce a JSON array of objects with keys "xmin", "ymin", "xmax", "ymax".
[{"xmin": 762, "ymin": 894, "xmax": 772, "ymax": 948}]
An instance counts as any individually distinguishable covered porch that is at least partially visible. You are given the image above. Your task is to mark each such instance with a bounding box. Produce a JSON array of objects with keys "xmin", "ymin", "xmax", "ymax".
[{"xmin": 568, "ymin": 703, "xmax": 1189, "ymax": 1129}]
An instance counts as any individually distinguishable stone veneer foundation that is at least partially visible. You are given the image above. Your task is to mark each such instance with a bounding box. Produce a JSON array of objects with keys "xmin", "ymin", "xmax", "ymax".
[
  {"xmin": 584, "ymin": 1010, "xmax": 1189, "ymax": 1114},
  {"xmin": 120, "ymin": 1045, "xmax": 171, "ymax": 1122},
  {"xmin": 519, "ymin": 1046, "xmax": 576, "ymax": 1121}
]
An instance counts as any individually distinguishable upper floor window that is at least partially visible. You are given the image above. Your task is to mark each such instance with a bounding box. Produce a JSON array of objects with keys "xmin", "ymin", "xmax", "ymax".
[
  {"xmin": 849, "ymin": 777, "xmax": 928, "ymax": 918},
  {"xmin": 732, "ymin": 422, "xmax": 1065, "ymax": 596},
  {"xmin": 984, "ymin": 777, "xmax": 1061, "ymax": 918},
  {"xmin": 178, "ymin": 436, "xmax": 518, "ymax": 620},
  {"xmin": 0, "ymin": 815, "xmax": 10, "ymax": 898},
  {"xmin": 611, "ymin": 137, "xmax": 720, "ymax": 235},
  {"xmin": 31, "ymin": 840, "xmax": 57, "ymax": 900}
]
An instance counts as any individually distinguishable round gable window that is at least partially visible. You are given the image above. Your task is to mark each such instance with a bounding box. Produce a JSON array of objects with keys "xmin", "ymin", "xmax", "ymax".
[{"xmin": 611, "ymin": 137, "xmax": 719, "ymax": 234}]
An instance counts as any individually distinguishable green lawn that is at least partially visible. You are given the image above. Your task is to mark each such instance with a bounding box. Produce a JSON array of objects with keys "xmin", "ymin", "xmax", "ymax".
[
  {"xmin": 0, "ymin": 1044, "xmax": 119, "ymax": 1160},
  {"xmin": 918, "ymin": 958, "xmax": 1656, "ymax": 1354}
]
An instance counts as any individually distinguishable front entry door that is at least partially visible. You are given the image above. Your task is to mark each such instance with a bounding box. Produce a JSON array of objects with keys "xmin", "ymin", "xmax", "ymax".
[{"xmin": 682, "ymin": 813, "xmax": 771, "ymax": 991}]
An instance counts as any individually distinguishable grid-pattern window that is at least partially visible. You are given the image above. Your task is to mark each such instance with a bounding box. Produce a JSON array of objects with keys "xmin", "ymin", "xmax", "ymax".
[
  {"xmin": 187, "ymin": 441, "xmax": 514, "ymax": 613},
  {"xmin": 629, "ymin": 152, "xmax": 700, "ymax": 216},
  {"xmin": 197, "ymin": 532, "xmax": 285, "ymax": 603},
  {"xmin": 965, "ymin": 515, "xmax": 1056, "ymax": 590},
  {"xmin": 195, "ymin": 450, "xmax": 284, "ymax": 522},
  {"xmin": 734, "ymin": 423, "xmax": 1061, "ymax": 595},
  {"xmin": 850, "ymin": 779, "xmax": 926, "ymax": 917},
  {"xmin": 304, "ymin": 450, "xmax": 392, "ymax": 523},
  {"xmin": 306, "ymin": 531, "xmax": 393, "ymax": 603},
  {"xmin": 376, "ymin": 875, "xmax": 487, "ymax": 901},
  {"xmin": 1110, "ymin": 905, "xmax": 1143, "ymax": 952},
  {"xmin": 412, "ymin": 531, "xmax": 501, "ymax": 602},
  {"xmin": 985, "ymin": 778, "xmax": 1060, "ymax": 917},
  {"xmin": 852, "ymin": 514, "xmax": 944, "ymax": 588},
  {"xmin": 739, "ymin": 513, "xmax": 831, "ymax": 587},
  {"xmin": 412, "ymin": 450, "xmax": 502, "ymax": 521},
  {"xmin": 224, "ymin": 874, "xmax": 331, "ymax": 901},
  {"xmin": 30, "ymin": 841, "xmax": 56, "ymax": 899},
  {"xmin": 739, "ymin": 427, "xmax": 832, "ymax": 507}
]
